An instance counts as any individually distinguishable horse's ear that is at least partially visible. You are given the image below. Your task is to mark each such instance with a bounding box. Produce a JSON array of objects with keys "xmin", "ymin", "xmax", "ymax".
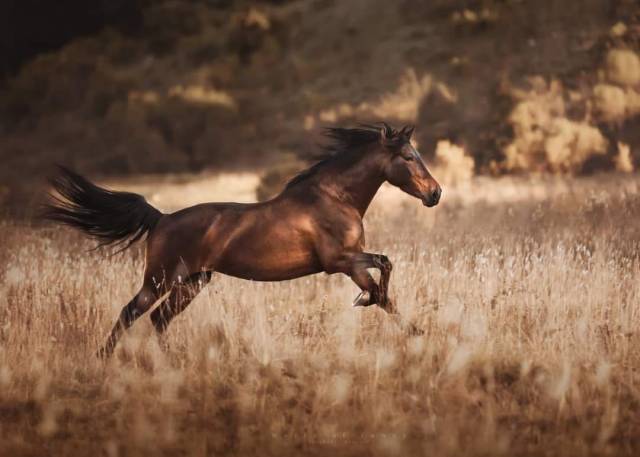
[
  {"xmin": 403, "ymin": 125, "xmax": 415, "ymax": 139},
  {"xmin": 379, "ymin": 126, "xmax": 389, "ymax": 142}
]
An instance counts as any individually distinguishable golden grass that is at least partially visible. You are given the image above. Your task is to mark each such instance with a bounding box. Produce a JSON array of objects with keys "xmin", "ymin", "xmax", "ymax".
[{"xmin": 1, "ymin": 174, "xmax": 640, "ymax": 456}]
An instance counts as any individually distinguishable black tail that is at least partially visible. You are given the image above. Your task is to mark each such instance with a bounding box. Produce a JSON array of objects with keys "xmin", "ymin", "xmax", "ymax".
[{"xmin": 42, "ymin": 166, "xmax": 163, "ymax": 251}]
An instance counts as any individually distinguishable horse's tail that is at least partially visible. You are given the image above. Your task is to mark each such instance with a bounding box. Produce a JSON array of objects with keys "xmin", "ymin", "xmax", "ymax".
[{"xmin": 42, "ymin": 166, "xmax": 163, "ymax": 251}]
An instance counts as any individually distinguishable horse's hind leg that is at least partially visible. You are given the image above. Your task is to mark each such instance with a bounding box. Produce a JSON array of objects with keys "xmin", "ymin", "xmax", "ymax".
[
  {"xmin": 97, "ymin": 285, "xmax": 158, "ymax": 358},
  {"xmin": 150, "ymin": 271, "xmax": 212, "ymax": 335}
]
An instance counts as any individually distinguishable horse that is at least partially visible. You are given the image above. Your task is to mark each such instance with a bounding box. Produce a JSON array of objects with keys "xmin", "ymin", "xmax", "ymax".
[{"xmin": 43, "ymin": 123, "xmax": 442, "ymax": 357}]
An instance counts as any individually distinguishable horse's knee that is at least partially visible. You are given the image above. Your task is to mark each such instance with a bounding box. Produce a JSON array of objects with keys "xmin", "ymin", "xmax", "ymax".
[
  {"xmin": 118, "ymin": 303, "xmax": 139, "ymax": 327},
  {"xmin": 138, "ymin": 288, "xmax": 158, "ymax": 311},
  {"xmin": 120, "ymin": 289, "xmax": 155, "ymax": 324},
  {"xmin": 376, "ymin": 255, "xmax": 392, "ymax": 272}
]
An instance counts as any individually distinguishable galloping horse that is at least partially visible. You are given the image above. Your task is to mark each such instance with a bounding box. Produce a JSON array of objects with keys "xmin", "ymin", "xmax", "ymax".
[{"xmin": 43, "ymin": 124, "xmax": 441, "ymax": 357}]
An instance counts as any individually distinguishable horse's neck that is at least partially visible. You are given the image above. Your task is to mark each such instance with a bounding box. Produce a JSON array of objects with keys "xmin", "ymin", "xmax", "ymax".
[{"xmin": 319, "ymin": 152, "xmax": 385, "ymax": 217}]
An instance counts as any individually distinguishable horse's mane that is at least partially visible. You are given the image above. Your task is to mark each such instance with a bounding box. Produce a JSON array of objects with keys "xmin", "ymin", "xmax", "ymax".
[{"xmin": 285, "ymin": 123, "xmax": 410, "ymax": 189}]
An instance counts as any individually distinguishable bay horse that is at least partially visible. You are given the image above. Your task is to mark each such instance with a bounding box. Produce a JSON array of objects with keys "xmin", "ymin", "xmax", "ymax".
[{"xmin": 43, "ymin": 124, "xmax": 442, "ymax": 357}]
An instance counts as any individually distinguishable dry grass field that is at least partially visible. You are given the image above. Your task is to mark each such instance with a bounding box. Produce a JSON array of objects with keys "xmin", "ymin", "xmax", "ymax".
[{"xmin": 1, "ymin": 173, "xmax": 640, "ymax": 456}]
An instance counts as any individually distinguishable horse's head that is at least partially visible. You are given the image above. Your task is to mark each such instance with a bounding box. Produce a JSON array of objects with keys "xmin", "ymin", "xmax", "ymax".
[{"xmin": 379, "ymin": 124, "xmax": 442, "ymax": 207}]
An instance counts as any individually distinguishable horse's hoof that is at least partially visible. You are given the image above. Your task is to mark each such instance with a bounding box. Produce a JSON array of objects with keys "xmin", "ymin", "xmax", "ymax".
[{"xmin": 352, "ymin": 291, "xmax": 371, "ymax": 307}]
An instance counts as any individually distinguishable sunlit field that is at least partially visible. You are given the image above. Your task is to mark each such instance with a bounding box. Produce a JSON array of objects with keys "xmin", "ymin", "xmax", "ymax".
[{"xmin": 1, "ymin": 173, "xmax": 640, "ymax": 456}]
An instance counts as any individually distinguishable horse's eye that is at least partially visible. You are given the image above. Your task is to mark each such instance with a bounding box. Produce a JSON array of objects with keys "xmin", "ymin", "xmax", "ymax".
[{"xmin": 403, "ymin": 155, "xmax": 415, "ymax": 162}]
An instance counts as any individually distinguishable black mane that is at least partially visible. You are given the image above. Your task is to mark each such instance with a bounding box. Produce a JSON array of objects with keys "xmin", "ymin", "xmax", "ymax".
[{"xmin": 285, "ymin": 123, "xmax": 411, "ymax": 189}]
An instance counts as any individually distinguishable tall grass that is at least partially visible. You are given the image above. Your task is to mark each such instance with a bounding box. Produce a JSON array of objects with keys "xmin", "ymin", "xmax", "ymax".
[{"xmin": 1, "ymin": 174, "xmax": 640, "ymax": 456}]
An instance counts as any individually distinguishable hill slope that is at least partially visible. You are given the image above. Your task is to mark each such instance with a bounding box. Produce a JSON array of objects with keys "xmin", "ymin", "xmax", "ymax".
[{"xmin": 0, "ymin": 0, "xmax": 639, "ymax": 211}]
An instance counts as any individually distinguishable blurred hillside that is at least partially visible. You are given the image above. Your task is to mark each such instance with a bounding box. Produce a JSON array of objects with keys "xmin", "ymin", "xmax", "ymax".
[
  {"xmin": 0, "ymin": 0, "xmax": 143, "ymax": 76},
  {"xmin": 1, "ymin": 0, "xmax": 639, "ymax": 212}
]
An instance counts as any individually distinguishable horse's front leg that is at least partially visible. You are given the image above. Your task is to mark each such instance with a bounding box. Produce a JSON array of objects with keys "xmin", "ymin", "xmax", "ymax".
[
  {"xmin": 372, "ymin": 254, "xmax": 394, "ymax": 311},
  {"xmin": 348, "ymin": 253, "xmax": 395, "ymax": 312},
  {"xmin": 343, "ymin": 253, "xmax": 423, "ymax": 336}
]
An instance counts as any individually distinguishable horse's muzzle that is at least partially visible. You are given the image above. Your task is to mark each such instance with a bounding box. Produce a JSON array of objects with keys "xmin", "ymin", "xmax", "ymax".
[{"xmin": 422, "ymin": 187, "xmax": 442, "ymax": 207}]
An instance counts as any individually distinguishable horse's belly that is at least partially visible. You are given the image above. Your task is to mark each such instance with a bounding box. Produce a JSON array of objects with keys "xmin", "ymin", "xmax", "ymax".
[
  {"xmin": 216, "ymin": 249, "xmax": 322, "ymax": 281},
  {"xmin": 206, "ymin": 207, "xmax": 323, "ymax": 281},
  {"xmin": 213, "ymin": 230, "xmax": 323, "ymax": 281}
]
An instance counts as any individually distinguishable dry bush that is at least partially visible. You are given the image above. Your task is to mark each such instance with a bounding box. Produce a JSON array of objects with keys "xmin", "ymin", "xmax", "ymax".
[
  {"xmin": 503, "ymin": 78, "xmax": 608, "ymax": 173},
  {"xmin": 615, "ymin": 142, "xmax": 634, "ymax": 173},
  {"xmin": 610, "ymin": 22, "xmax": 628, "ymax": 38},
  {"xmin": 368, "ymin": 69, "xmax": 433, "ymax": 122},
  {"xmin": 167, "ymin": 85, "xmax": 237, "ymax": 110},
  {"xmin": 316, "ymin": 68, "xmax": 433, "ymax": 124},
  {"xmin": 500, "ymin": 47, "xmax": 640, "ymax": 174},
  {"xmin": 592, "ymin": 53, "xmax": 640, "ymax": 123},
  {"xmin": 432, "ymin": 140, "xmax": 475, "ymax": 185},
  {"xmin": 605, "ymin": 49, "xmax": 640, "ymax": 87},
  {"xmin": 1, "ymin": 174, "xmax": 640, "ymax": 456},
  {"xmin": 593, "ymin": 84, "xmax": 629, "ymax": 123}
]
